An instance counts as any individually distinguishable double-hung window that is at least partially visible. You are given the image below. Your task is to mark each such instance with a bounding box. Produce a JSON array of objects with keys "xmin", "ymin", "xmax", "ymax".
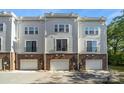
[
  {"xmin": 55, "ymin": 25, "xmax": 58, "ymax": 32},
  {"xmin": 56, "ymin": 39, "xmax": 67, "ymax": 51},
  {"xmin": 0, "ymin": 24, "xmax": 3, "ymax": 32},
  {"xmin": 85, "ymin": 27, "xmax": 99, "ymax": 35},
  {"xmin": 29, "ymin": 27, "xmax": 34, "ymax": 34},
  {"xmin": 25, "ymin": 27, "xmax": 39, "ymax": 35},
  {"xmin": 25, "ymin": 27, "xmax": 28, "ymax": 34},
  {"xmin": 59, "ymin": 25, "xmax": 64, "ymax": 32},
  {"xmin": 25, "ymin": 41, "xmax": 37, "ymax": 52},
  {"xmin": 35, "ymin": 27, "xmax": 38, "ymax": 34},
  {"xmin": 87, "ymin": 41, "xmax": 97, "ymax": 52},
  {"xmin": 65, "ymin": 24, "xmax": 69, "ymax": 32},
  {"xmin": 54, "ymin": 24, "xmax": 70, "ymax": 32}
]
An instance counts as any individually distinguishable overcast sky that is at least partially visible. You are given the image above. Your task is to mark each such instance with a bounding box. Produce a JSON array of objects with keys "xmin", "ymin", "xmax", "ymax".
[{"xmin": 0, "ymin": 9, "xmax": 123, "ymax": 25}]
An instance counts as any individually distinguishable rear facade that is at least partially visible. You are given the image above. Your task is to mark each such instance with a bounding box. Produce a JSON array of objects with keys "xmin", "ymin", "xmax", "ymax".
[{"xmin": 0, "ymin": 11, "xmax": 108, "ymax": 71}]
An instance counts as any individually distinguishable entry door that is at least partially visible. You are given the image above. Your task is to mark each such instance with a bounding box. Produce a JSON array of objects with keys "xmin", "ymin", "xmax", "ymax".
[{"xmin": 0, "ymin": 59, "xmax": 2, "ymax": 70}]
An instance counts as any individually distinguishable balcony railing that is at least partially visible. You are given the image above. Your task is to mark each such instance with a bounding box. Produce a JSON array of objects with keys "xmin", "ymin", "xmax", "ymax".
[
  {"xmin": 87, "ymin": 47, "xmax": 98, "ymax": 52},
  {"xmin": 24, "ymin": 47, "xmax": 37, "ymax": 52}
]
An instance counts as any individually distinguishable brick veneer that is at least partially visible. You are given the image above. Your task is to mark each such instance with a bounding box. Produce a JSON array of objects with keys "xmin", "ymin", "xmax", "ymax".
[
  {"xmin": 46, "ymin": 53, "xmax": 78, "ymax": 71},
  {"xmin": 16, "ymin": 54, "xmax": 44, "ymax": 70},
  {"xmin": 79, "ymin": 54, "xmax": 107, "ymax": 70},
  {"xmin": 0, "ymin": 52, "xmax": 10, "ymax": 70}
]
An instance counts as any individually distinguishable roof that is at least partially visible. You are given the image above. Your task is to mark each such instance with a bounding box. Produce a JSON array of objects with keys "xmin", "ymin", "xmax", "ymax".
[
  {"xmin": 79, "ymin": 17, "xmax": 106, "ymax": 22},
  {"xmin": 44, "ymin": 13, "xmax": 79, "ymax": 18},
  {"xmin": 0, "ymin": 11, "xmax": 106, "ymax": 22},
  {"xmin": 0, "ymin": 11, "xmax": 17, "ymax": 18}
]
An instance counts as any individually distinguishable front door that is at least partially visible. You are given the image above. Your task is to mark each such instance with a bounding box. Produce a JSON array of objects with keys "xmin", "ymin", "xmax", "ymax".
[{"xmin": 2, "ymin": 56, "xmax": 10, "ymax": 70}]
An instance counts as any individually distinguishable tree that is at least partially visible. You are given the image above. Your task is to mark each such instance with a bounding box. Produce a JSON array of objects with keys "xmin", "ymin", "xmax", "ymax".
[{"xmin": 107, "ymin": 10, "xmax": 124, "ymax": 65}]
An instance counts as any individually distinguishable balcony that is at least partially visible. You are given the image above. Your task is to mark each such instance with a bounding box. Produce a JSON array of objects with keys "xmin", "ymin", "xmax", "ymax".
[
  {"xmin": 24, "ymin": 47, "xmax": 37, "ymax": 52},
  {"xmin": 86, "ymin": 47, "xmax": 98, "ymax": 52}
]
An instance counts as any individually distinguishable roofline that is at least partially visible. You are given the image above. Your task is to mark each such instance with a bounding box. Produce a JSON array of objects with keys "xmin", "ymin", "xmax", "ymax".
[{"xmin": 0, "ymin": 11, "xmax": 106, "ymax": 22}]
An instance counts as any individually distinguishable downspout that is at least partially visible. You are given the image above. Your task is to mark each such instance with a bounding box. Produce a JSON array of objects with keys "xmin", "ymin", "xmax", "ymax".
[
  {"xmin": 77, "ymin": 17, "xmax": 80, "ymax": 71},
  {"xmin": 44, "ymin": 14, "xmax": 47, "ymax": 71}
]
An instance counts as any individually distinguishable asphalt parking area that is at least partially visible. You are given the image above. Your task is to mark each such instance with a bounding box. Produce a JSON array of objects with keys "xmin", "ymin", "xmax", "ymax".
[{"xmin": 0, "ymin": 70, "xmax": 110, "ymax": 84}]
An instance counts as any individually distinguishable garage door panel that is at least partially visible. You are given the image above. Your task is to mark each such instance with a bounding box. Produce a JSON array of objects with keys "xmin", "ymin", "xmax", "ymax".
[
  {"xmin": 0, "ymin": 59, "xmax": 2, "ymax": 70},
  {"xmin": 86, "ymin": 59, "xmax": 102, "ymax": 70},
  {"xmin": 50, "ymin": 59, "xmax": 69, "ymax": 71},
  {"xmin": 20, "ymin": 59, "xmax": 38, "ymax": 70}
]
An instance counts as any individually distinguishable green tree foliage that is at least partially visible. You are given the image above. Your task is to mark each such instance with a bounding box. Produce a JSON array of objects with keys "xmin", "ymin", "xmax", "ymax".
[{"xmin": 107, "ymin": 11, "xmax": 124, "ymax": 65}]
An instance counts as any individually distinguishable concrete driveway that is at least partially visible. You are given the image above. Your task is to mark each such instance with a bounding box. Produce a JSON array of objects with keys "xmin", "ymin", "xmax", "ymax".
[{"xmin": 0, "ymin": 70, "xmax": 110, "ymax": 84}]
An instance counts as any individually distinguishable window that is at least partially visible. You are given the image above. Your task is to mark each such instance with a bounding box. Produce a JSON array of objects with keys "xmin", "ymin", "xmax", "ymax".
[
  {"xmin": 0, "ymin": 38, "xmax": 1, "ymax": 51},
  {"xmin": 25, "ymin": 27, "xmax": 28, "ymax": 34},
  {"xmin": 0, "ymin": 24, "xmax": 3, "ymax": 31},
  {"xmin": 29, "ymin": 27, "xmax": 34, "ymax": 34},
  {"xmin": 87, "ymin": 41, "xmax": 97, "ymax": 52},
  {"xmin": 94, "ymin": 27, "xmax": 99, "ymax": 35},
  {"xmin": 56, "ymin": 39, "xmax": 67, "ymax": 51},
  {"xmin": 54, "ymin": 25, "xmax": 58, "ymax": 32},
  {"xmin": 26, "ymin": 41, "xmax": 37, "ymax": 52},
  {"xmin": 54, "ymin": 24, "xmax": 70, "ymax": 32},
  {"xmin": 59, "ymin": 25, "xmax": 64, "ymax": 32},
  {"xmin": 35, "ymin": 27, "xmax": 38, "ymax": 34},
  {"xmin": 85, "ymin": 27, "xmax": 89, "ymax": 35},
  {"xmin": 89, "ymin": 27, "xmax": 94, "ymax": 34},
  {"xmin": 24, "ymin": 27, "xmax": 38, "ymax": 35},
  {"xmin": 65, "ymin": 25, "xmax": 69, "ymax": 32},
  {"xmin": 85, "ymin": 27, "xmax": 99, "ymax": 35}
]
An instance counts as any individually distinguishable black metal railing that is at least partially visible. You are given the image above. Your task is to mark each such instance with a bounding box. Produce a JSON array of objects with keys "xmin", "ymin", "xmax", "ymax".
[
  {"xmin": 87, "ymin": 47, "xmax": 98, "ymax": 52},
  {"xmin": 24, "ymin": 47, "xmax": 37, "ymax": 52}
]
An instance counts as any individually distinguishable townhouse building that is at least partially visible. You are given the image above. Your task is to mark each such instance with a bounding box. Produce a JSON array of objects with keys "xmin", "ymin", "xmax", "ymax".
[{"xmin": 0, "ymin": 11, "xmax": 107, "ymax": 71}]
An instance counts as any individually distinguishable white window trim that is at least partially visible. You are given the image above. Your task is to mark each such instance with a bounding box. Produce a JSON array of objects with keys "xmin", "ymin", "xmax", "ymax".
[
  {"xmin": 24, "ymin": 26, "xmax": 39, "ymax": 35},
  {"xmin": 84, "ymin": 27, "xmax": 100, "ymax": 35},
  {"xmin": 85, "ymin": 39, "xmax": 100, "ymax": 53},
  {"xmin": 34, "ymin": 27, "xmax": 39, "ymax": 34},
  {"xmin": 55, "ymin": 38, "xmax": 69, "ymax": 52},
  {"xmin": 24, "ymin": 40, "xmax": 38, "ymax": 52},
  {"xmin": 54, "ymin": 24, "xmax": 70, "ymax": 33},
  {"xmin": 0, "ymin": 23, "xmax": 6, "ymax": 32}
]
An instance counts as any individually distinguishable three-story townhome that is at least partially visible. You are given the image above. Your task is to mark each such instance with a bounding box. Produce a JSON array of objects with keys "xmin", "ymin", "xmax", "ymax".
[
  {"xmin": 78, "ymin": 17, "xmax": 107, "ymax": 70},
  {"xmin": 44, "ymin": 13, "xmax": 78, "ymax": 71},
  {"xmin": 15, "ymin": 16, "xmax": 45, "ymax": 70},
  {"xmin": 0, "ymin": 11, "xmax": 16, "ymax": 71},
  {"xmin": 0, "ymin": 11, "xmax": 108, "ymax": 71}
]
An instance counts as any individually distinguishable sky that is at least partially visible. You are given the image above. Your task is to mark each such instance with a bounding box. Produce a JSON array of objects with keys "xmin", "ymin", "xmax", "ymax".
[{"xmin": 0, "ymin": 9, "xmax": 123, "ymax": 25}]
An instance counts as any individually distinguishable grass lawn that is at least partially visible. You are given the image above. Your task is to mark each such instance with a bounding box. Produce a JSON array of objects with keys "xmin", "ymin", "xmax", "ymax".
[{"xmin": 109, "ymin": 65, "xmax": 124, "ymax": 72}]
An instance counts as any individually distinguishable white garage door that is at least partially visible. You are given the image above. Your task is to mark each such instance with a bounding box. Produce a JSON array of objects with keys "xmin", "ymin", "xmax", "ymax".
[
  {"xmin": 0, "ymin": 59, "xmax": 2, "ymax": 70},
  {"xmin": 20, "ymin": 59, "xmax": 38, "ymax": 70},
  {"xmin": 86, "ymin": 59, "xmax": 102, "ymax": 70},
  {"xmin": 50, "ymin": 59, "xmax": 69, "ymax": 71}
]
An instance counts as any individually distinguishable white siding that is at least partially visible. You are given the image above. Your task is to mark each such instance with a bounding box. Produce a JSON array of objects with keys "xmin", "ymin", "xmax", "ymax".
[
  {"xmin": 78, "ymin": 21, "xmax": 107, "ymax": 54},
  {"xmin": 17, "ymin": 20, "xmax": 45, "ymax": 54},
  {"xmin": 0, "ymin": 13, "xmax": 107, "ymax": 55},
  {"xmin": 45, "ymin": 18, "xmax": 78, "ymax": 53},
  {"xmin": 0, "ymin": 16, "xmax": 13, "ymax": 52}
]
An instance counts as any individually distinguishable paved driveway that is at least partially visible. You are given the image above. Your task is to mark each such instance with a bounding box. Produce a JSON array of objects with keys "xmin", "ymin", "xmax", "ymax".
[{"xmin": 0, "ymin": 70, "xmax": 110, "ymax": 84}]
